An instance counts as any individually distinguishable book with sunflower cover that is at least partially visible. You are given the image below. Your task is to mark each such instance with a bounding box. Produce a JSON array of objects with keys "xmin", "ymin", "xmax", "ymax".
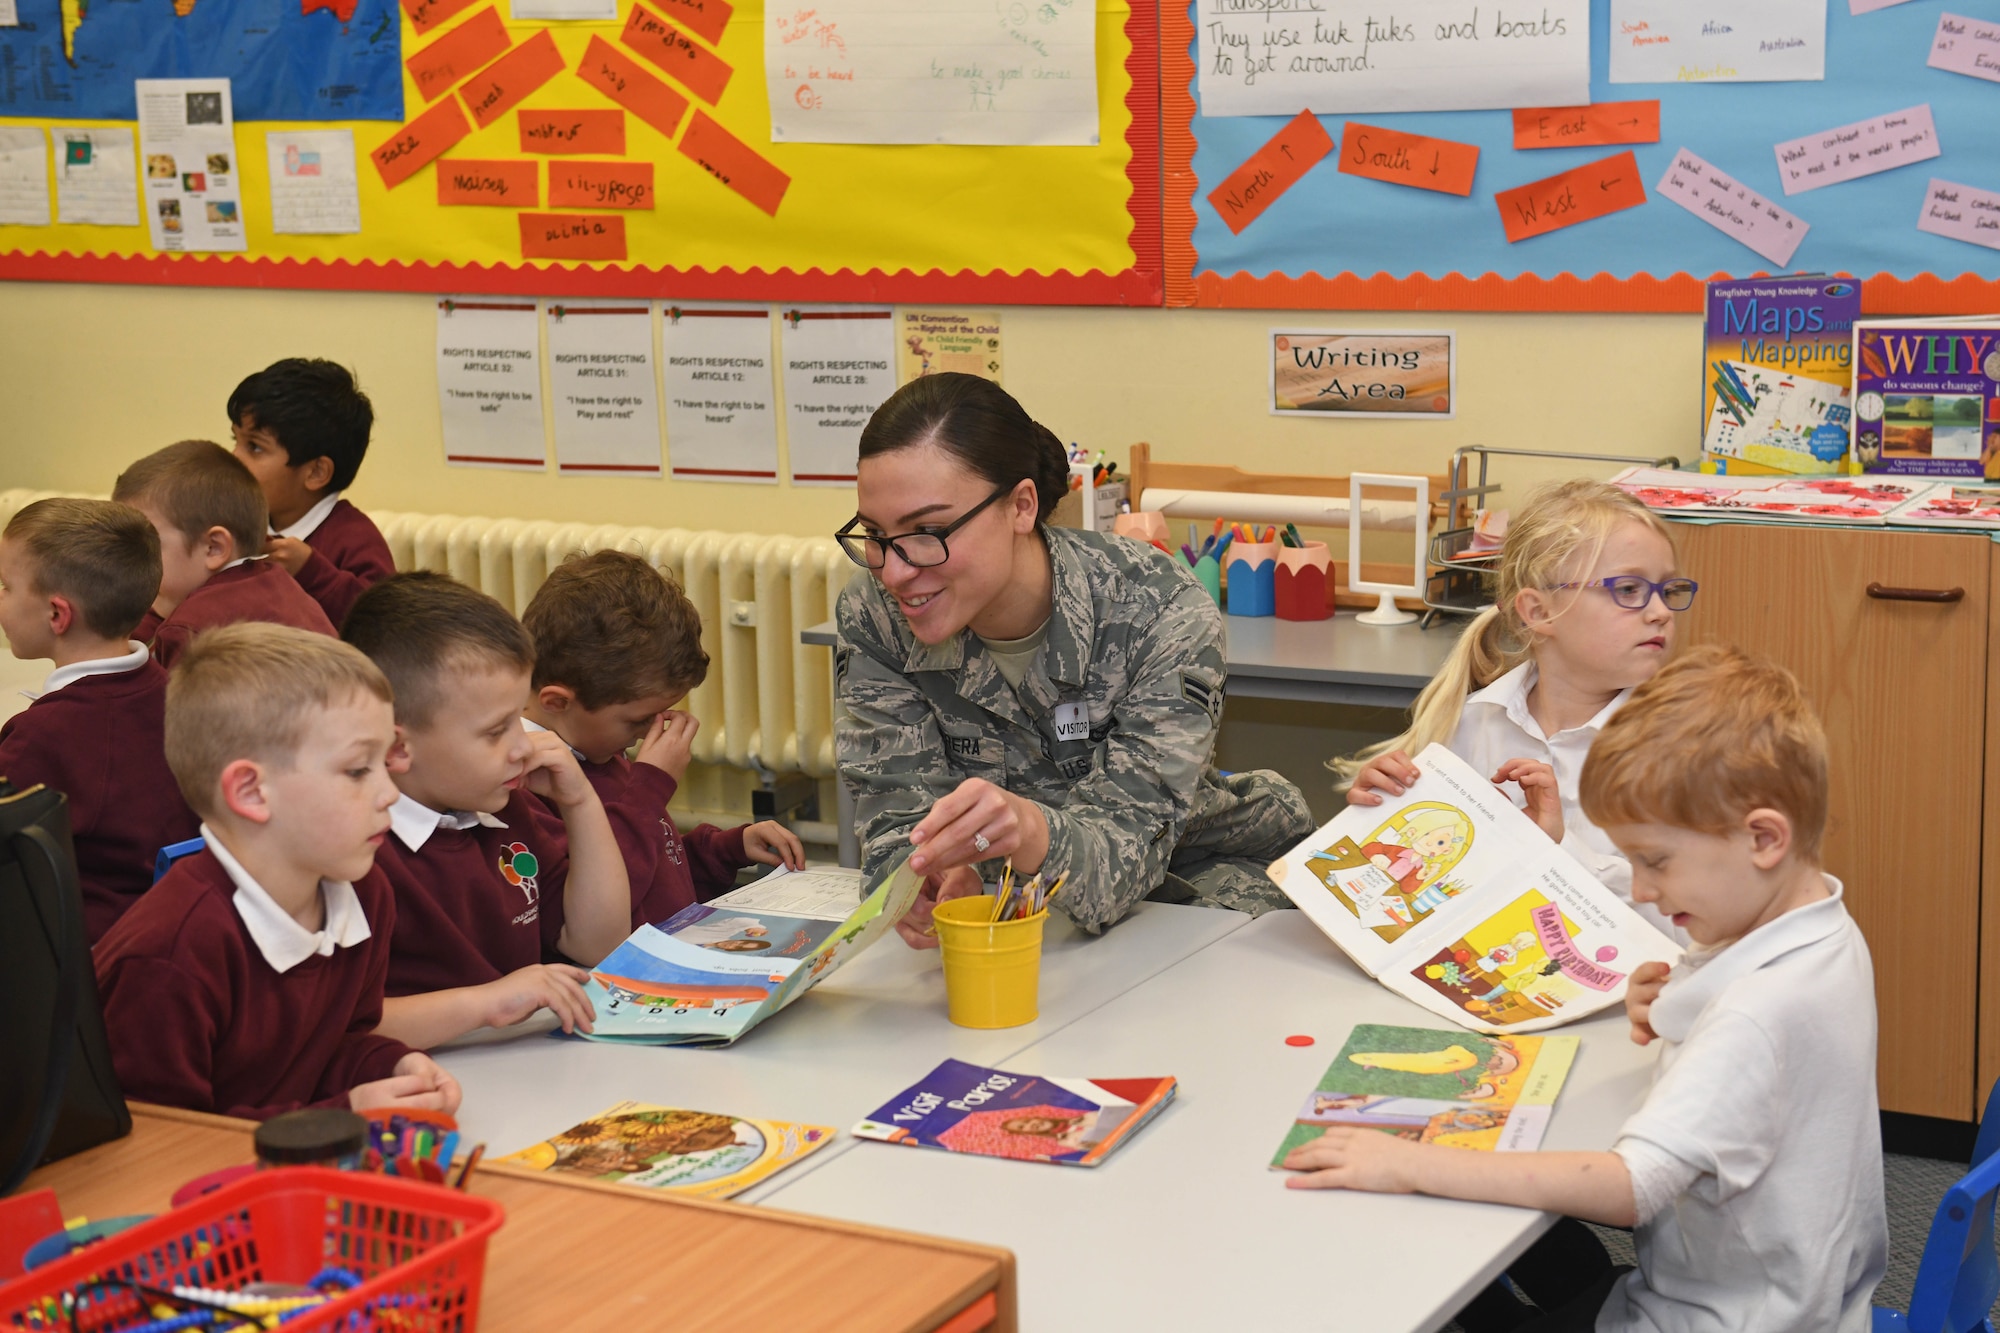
[
  {"xmin": 498, "ymin": 1100, "xmax": 836, "ymax": 1200},
  {"xmin": 852, "ymin": 1059, "xmax": 1177, "ymax": 1167}
]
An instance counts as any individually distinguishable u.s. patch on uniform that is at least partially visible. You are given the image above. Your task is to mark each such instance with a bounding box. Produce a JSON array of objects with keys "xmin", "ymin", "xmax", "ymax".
[{"xmin": 1180, "ymin": 670, "xmax": 1222, "ymax": 723}]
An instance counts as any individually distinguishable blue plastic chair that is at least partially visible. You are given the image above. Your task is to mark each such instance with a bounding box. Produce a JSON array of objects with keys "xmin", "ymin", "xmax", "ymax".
[
  {"xmin": 1874, "ymin": 1079, "xmax": 2000, "ymax": 1332},
  {"xmin": 151, "ymin": 835, "xmax": 205, "ymax": 883}
]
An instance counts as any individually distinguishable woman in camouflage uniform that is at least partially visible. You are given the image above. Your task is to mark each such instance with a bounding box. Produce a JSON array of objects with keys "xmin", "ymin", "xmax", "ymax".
[{"xmin": 833, "ymin": 374, "xmax": 1314, "ymax": 946}]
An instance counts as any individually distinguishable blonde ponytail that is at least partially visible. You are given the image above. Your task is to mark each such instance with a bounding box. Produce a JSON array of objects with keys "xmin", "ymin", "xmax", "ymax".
[{"xmin": 1328, "ymin": 478, "xmax": 1675, "ymax": 790}]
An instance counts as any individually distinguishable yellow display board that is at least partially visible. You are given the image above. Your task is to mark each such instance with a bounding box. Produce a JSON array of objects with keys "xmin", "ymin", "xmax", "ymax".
[{"xmin": 0, "ymin": 1, "xmax": 1159, "ymax": 302}]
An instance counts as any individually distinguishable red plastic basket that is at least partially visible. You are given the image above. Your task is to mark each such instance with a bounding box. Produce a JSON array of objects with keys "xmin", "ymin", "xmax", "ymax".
[{"xmin": 0, "ymin": 1167, "xmax": 504, "ymax": 1332}]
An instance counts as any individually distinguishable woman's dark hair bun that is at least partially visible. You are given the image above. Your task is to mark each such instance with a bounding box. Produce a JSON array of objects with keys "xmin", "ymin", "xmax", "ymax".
[{"xmin": 858, "ymin": 372, "xmax": 1070, "ymax": 523}]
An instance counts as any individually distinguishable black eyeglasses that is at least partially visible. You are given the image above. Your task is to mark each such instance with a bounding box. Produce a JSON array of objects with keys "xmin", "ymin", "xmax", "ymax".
[
  {"xmin": 835, "ymin": 485, "xmax": 1012, "ymax": 570},
  {"xmin": 1551, "ymin": 576, "xmax": 1700, "ymax": 611}
]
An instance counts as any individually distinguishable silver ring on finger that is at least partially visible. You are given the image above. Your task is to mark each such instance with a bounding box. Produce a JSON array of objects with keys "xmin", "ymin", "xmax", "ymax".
[{"xmin": 972, "ymin": 833, "xmax": 991, "ymax": 854}]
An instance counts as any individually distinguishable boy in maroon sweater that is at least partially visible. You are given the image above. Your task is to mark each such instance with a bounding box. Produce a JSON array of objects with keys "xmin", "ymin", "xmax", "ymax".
[
  {"xmin": 342, "ymin": 572, "xmax": 631, "ymax": 1050},
  {"xmin": 113, "ymin": 440, "xmax": 334, "ymax": 668},
  {"xmin": 229, "ymin": 359, "xmax": 395, "ymax": 628},
  {"xmin": 521, "ymin": 551, "xmax": 803, "ymax": 929},
  {"xmin": 93, "ymin": 624, "xmax": 460, "ymax": 1121},
  {"xmin": 0, "ymin": 499, "xmax": 199, "ymax": 942}
]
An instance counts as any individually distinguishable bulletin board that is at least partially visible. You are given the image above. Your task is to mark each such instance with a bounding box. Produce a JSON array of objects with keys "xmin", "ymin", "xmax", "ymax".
[
  {"xmin": 0, "ymin": 0, "xmax": 1162, "ymax": 304},
  {"xmin": 1166, "ymin": 0, "xmax": 2000, "ymax": 312}
]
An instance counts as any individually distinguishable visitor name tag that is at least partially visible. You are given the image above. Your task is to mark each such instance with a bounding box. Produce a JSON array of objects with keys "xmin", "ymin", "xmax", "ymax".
[{"xmin": 1052, "ymin": 701, "xmax": 1089, "ymax": 743}]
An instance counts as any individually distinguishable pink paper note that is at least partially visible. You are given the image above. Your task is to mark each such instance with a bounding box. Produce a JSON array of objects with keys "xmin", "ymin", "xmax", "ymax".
[
  {"xmin": 1917, "ymin": 177, "xmax": 2000, "ymax": 252},
  {"xmin": 1928, "ymin": 12, "xmax": 2000, "ymax": 83},
  {"xmin": 1850, "ymin": 0, "xmax": 1919, "ymax": 11},
  {"xmin": 1773, "ymin": 105, "xmax": 1940, "ymax": 196},
  {"xmin": 1656, "ymin": 147, "xmax": 1808, "ymax": 266}
]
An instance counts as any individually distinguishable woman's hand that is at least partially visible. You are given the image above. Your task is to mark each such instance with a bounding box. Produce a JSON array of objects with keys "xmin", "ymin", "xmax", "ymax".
[
  {"xmin": 894, "ymin": 865, "xmax": 985, "ymax": 950},
  {"xmin": 907, "ymin": 777, "xmax": 1050, "ymax": 878},
  {"xmin": 1346, "ymin": 750, "xmax": 1419, "ymax": 807}
]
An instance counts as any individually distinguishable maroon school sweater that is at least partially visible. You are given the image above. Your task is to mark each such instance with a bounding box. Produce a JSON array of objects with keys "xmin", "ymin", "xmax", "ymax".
[
  {"xmin": 576, "ymin": 755, "xmax": 751, "ymax": 928},
  {"xmin": 92, "ymin": 850, "xmax": 411, "ymax": 1121},
  {"xmin": 375, "ymin": 789, "xmax": 573, "ymax": 996},
  {"xmin": 0, "ymin": 660, "xmax": 199, "ymax": 943},
  {"xmin": 291, "ymin": 500, "xmax": 395, "ymax": 629},
  {"xmin": 148, "ymin": 560, "xmax": 336, "ymax": 669}
]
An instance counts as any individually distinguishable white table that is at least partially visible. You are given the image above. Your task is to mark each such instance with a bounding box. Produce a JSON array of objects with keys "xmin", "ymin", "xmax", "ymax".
[
  {"xmin": 435, "ymin": 901, "xmax": 1248, "ymax": 1199},
  {"xmin": 758, "ymin": 910, "xmax": 1661, "ymax": 1333}
]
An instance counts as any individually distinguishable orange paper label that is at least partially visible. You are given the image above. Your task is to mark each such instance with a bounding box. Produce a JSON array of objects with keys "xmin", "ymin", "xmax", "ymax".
[
  {"xmin": 621, "ymin": 4, "xmax": 733, "ymax": 104},
  {"xmin": 371, "ymin": 98, "xmax": 472, "ymax": 189},
  {"xmin": 1512, "ymin": 101, "xmax": 1661, "ymax": 150},
  {"xmin": 519, "ymin": 212, "xmax": 628, "ymax": 260},
  {"xmin": 402, "ymin": 0, "xmax": 477, "ymax": 37},
  {"xmin": 406, "ymin": 7, "xmax": 509, "ymax": 103},
  {"xmin": 436, "ymin": 157, "xmax": 539, "ymax": 206},
  {"xmin": 677, "ymin": 109, "xmax": 789, "ymax": 216},
  {"xmin": 548, "ymin": 159, "xmax": 655, "ymax": 209},
  {"xmin": 1337, "ymin": 122, "xmax": 1479, "ymax": 197},
  {"xmin": 459, "ymin": 29, "xmax": 565, "ymax": 129},
  {"xmin": 653, "ymin": 0, "xmax": 729, "ymax": 45},
  {"xmin": 518, "ymin": 109, "xmax": 625, "ymax": 155},
  {"xmin": 1494, "ymin": 150, "xmax": 1647, "ymax": 243},
  {"xmin": 576, "ymin": 35, "xmax": 691, "ymax": 140},
  {"xmin": 1206, "ymin": 110, "xmax": 1332, "ymax": 235}
]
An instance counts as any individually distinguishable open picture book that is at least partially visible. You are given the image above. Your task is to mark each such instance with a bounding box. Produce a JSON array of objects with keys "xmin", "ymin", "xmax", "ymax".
[
  {"xmin": 1269, "ymin": 744, "xmax": 1682, "ymax": 1034},
  {"xmin": 578, "ymin": 859, "xmax": 923, "ymax": 1048}
]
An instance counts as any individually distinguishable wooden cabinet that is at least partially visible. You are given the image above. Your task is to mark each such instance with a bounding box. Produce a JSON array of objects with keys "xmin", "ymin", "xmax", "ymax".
[{"xmin": 1673, "ymin": 522, "xmax": 1990, "ymax": 1121}]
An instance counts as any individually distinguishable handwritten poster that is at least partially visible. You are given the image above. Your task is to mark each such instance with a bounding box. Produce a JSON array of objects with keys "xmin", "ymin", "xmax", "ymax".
[
  {"xmin": 1655, "ymin": 147, "xmax": 1807, "ymax": 267},
  {"xmin": 0, "ymin": 127, "xmax": 50, "ymax": 226},
  {"xmin": 1773, "ymin": 104, "xmax": 1939, "ymax": 196},
  {"xmin": 136, "ymin": 78, "xmax": 245, "ymax": 253},
  {"xmin": 1494, "ymin": 151, "xmax": 1647, "ymax": 243},
  {"xmin": 1512, "ymin": 101, "xmax": 1660, "ymax": 150},
  {"xmin": 1608, "ymin": 0, "xmax": 1827, "ymax": 84},
  {"xmin": 1928, "ymin": 12, "xmax": 2000, "ymax": 84},
  {"xmin": 265, "ymin": 130, "xmax": 360, "ymax": 234},
  {"xmin": 662, "ymin": 303, "xmax": 780, "ymax": 484},
  {"xmin": 1206, "ymin": 111, "xmax": 1334, "ymax": 234},
  {"xmin": 1197, "ymin": 0, "xmax": 1589, "ymax": 117},
  {"xmin": 1336, "ymin": 123, "xmax": 1478, "ymax": 196},
  {"xmin": 436, "ymin": 298, "xmax": 547, "ymax": 470},
  {"xmin": 53, "ymin": 128, "xmax": 138, "ymax": 226},
  {"xmin": 1917, "ymin": 178, "xmax": 2000, "ymax": 252},
  {"xmin": 1270, "ymin": 331, "xmax": 1455, "ymax": 418},
  {"xmin": 766, "ymin": 0, "xmax": 1099, "ymax": 145},
  {"xmin": 780, "ymin": 306, "xmax": 895, "ymax": 485},
  {"xmin": 547, "ymin": 301, "xmax": 663, "ymax": 476}
]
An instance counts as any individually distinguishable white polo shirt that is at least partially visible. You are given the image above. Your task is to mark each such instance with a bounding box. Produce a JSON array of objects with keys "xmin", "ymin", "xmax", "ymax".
[
  {"xmin": 201, "ymin": 823, "xmax": 373, "ymax": 974},
  {"xmin": 1600, "ymin": 879, "xmax": 1887, "ymax": 1333},
  {"xmin": 1449, "ymin": 662, "xmax": 1685, "ymax": 945}
]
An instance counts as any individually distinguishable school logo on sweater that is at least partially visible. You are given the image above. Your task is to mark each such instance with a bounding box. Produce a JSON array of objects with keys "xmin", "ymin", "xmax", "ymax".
[{"xmin": 499, "ymin": 842, "xmax": 540, "ymax": 926}]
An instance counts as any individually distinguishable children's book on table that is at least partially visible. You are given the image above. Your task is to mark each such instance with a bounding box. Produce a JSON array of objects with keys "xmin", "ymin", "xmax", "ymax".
[
  {"xmin": 1608, "ymin": 465, "xmax": 1937, "ymax": 526},
  {"xmin": 499, "ymin": 1100, "xmax": 835, "ymax": 1200},
  {"xmin": 1269, "ymin": 744, "xmax": 1682, "ymax": 1034},
  {"xmin": 577, "ymin": 860, "xmax": 922, "ymax": 1047},
  {"xmin": 855, "ymin": 1059, "xmax": 1177, "ymax": 1167},
  {"xmin": 1272, "ymin": 1024, "xmax": 1577, "ymax": 1168}
]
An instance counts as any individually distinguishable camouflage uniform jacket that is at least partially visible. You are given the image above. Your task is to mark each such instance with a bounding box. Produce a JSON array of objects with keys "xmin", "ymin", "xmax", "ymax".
[{"xmin": 837, "ymin": 525, "xmax": 1287, "ymax": 932}]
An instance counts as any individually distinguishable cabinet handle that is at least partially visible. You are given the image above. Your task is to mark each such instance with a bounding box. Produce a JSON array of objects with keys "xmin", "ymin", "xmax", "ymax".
[{"xmin": 1866, "ymin": 582, "xmax": 1965, "ymax": 603}]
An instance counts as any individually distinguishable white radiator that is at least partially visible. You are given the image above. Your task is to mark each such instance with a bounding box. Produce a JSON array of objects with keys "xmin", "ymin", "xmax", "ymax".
[{"xmin": 0, "ymin": 489, "xmax": 853, "ymax": 781}]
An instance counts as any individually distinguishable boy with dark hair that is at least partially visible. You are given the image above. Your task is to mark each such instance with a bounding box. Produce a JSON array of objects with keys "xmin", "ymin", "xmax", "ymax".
[
  {"xmin": 112, "ymin": 439, "xmax": 334, "ymax": 667},
  {"xmin": 521, "ymin": 550, "xmax": 804, "ymax": 928},
  {"xmin": 94, "ymin": 623, "xmax": 460, "ymax": 1120},
  {"xmin": 0, "ymin": 498, "xmax": 199, "ymax": 941},
  {"xmin": 1283, "ymin": 645, "xmax": 1886, "ymax": 1332},
  {"xmin": 342, "ymin": 571, "xmax": 630, "ymax": 1049},
  {"xmin": 229, "ymin": 358, "xmax": 395, "ymax": 627}
]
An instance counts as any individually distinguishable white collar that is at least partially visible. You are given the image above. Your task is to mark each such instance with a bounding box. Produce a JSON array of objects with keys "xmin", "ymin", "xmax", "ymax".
[
  {"xmin": 388, "ymin": 791, "xmax": 508, "ymax": 853},
  {"xmin": 274, "ymin": 491, "xmax": 343, "ymax": 541},
  {"xmin": 27, "ymin": 641, "xmax": 148, "ymax": 701},
  {"xmin": 1463, "ymin": 661, "xmax": 1630, "ymax": 742},
  {"xmin": 199, "ymin": 822, "xmax": 372, "ymax": 974},
  {"xmin": 218, "ymin": 554, "xmax": 268, "ymax": 574},
  {"xmin": 1648, "ymin": 874, "xmax": 1850, "ymax": 1043},
  {"xmin": 519, "ymin": 715, "xmax": 586, "ymax": 761}
]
